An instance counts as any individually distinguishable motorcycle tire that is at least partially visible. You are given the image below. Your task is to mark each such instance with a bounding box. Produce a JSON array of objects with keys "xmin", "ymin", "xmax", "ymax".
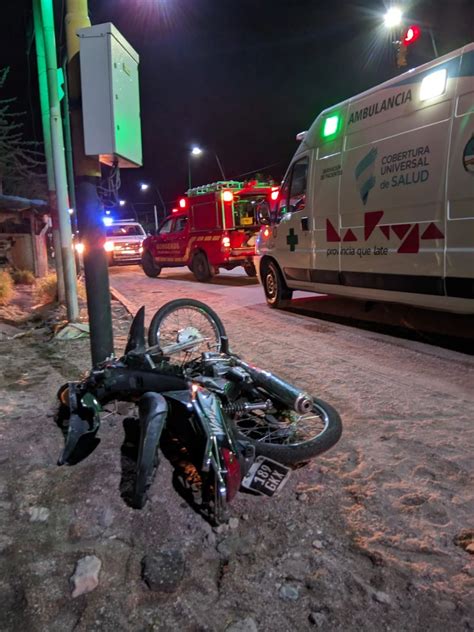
[
  {"xmin": 148, "ymin": 298, "xmax": 227, "ymax": 356},
  {"xmin": 230, "ymin": 397, "xmax": 342, "ymax": 465}
]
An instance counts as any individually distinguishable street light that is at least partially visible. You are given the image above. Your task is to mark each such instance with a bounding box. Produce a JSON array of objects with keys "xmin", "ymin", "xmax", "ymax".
[
  {"xmin": 139, "ymin": 182, "xmax": 166, "ymax": 231},
  {"xmin": 384, "ymin": 7, "xmax": 403, "ymax": 28},
  {"xmin": 188, "ymin": 145, "xmax": 226, "ymax": 190},
  {"xmin": 188, "ymin": 146, "xmax": 203, "ymax": 189}
]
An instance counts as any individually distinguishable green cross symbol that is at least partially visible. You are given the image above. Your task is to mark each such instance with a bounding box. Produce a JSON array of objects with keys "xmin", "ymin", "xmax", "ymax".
[{"xmin": 286, "ymin": 228, "xmax": 299, "ymax": 252}]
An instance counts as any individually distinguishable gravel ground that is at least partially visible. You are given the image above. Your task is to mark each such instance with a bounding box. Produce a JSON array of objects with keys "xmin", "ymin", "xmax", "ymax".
[{"xmin": 0, "ymin": 280, "xmax": 473, "ymax": 632}]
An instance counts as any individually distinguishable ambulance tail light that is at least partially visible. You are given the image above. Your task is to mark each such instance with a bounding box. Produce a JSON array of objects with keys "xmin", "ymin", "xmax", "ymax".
[{"xmin": 222, "ymin": 190, "xmax": 234, "ymax": 203}]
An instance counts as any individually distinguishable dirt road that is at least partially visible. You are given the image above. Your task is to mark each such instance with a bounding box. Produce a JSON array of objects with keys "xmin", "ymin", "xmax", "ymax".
[{"xmin": 0, "ymin": 268, "xmax": 473, "ymax": 631}]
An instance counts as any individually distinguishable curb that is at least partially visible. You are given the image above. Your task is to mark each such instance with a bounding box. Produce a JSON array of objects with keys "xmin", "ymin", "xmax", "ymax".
[{"xmin": 110, "ymin": 286, "xmax": 139, "ymax": 316}]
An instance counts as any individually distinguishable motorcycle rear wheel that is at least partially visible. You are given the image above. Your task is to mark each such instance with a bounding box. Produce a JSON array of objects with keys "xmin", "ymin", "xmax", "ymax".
[
  {"xmin": 148, "ymin": 298, "xmax": 227, "ymax": 361},
  {"xmin": 229, "ymin": 397, "xmax": 342, "ymax": 465}
]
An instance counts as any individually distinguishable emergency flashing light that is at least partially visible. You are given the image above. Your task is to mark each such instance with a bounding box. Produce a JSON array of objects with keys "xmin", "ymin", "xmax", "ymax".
[
  {"xmin": 222, "ymin": 190, "xmax": 234, "ymax": 202},
  {"xmin": 75, "ymin": 242, "xmax": 85, "ymax": 255},
  {"xmin": 271, "ymin": 188, "xmax": 279, "ymax": 201},
  {"xmin": 172, "ymin": 208, "xmax": 179, "ymax": 213},
  {"xmin": 322, "ymin": 114, "xmax": 340, "ymax": 138},
  {"xmin": 420, "ymin": 68, "xmax": 447, "ymax": 101},
  {"xmin": 403, "ymin": 25, "xmax": 421, "ymax": 45},
  {"xmin": 222, "ymin": 236, "xmax": 231, "ymax": 248},
  {"xmin": 103, "ymin": 217, "xmax": 113, "ymax": 226},
  {"xmin": 179, "ymin": 198, "xmax": 187, "ymax": 208},
  {"xmin": 104, "ymin": 241, "xmax": 114, "ymax": 252},
  {"xmin": 263, "ymin": 227, "xmax": 270, "ymax": 238}
]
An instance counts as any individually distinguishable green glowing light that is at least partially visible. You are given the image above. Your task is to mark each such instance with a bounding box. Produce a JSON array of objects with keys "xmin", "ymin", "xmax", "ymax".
[{"xmin": 322, "ymin": 114, "xmax": 340, "ymax": 138}]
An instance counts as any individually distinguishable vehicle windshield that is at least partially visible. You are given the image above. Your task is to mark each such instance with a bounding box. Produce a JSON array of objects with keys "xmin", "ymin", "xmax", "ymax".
[
  {"xmin": 233, "ymin": 194, "xmax": 268, "ymax": 227},
  {"xmin": 106, "ymin": 225, "xmax": 145, "ymax": 237}
]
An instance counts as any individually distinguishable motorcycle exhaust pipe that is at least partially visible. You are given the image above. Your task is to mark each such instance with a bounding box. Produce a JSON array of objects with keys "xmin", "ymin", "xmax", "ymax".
[{"xmin": 232, "ymin": 359, "xmax": 313, "ymax": 415}]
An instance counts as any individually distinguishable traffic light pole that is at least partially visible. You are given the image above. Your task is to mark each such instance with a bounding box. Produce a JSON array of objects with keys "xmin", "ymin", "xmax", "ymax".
[{"xmin": 65, "ymin": 0, "xmax": 114, "ymax": 364}]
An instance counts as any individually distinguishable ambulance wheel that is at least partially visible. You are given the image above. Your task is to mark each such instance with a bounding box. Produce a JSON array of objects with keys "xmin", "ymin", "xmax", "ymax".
[
  {"xmin": 141, "ymin": 251, "xmax": 161, "ymax": 278},
  {"xmin": 244, "ymin": 263, "xmax": 257, "ymax": 277},
  {"xmin": 192, "ymin": 252, "xmax": 213, "ymax": 282},
  {"xmin": 263, "ymin": 260, "xmax": 292, "ymax": 308}
]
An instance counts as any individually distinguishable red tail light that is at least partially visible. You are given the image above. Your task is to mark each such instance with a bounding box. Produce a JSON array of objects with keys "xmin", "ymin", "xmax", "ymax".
[
  {"xmin": 221, "ymin": 448, "xmax": 242, "ymax": 501},
  {"xmin": 271, "ymin": 187, "xmax": 279, "ymax": 201},
  {"xmin": 179, "ymin": 197, "xmax": 187, "ymax": 208}
]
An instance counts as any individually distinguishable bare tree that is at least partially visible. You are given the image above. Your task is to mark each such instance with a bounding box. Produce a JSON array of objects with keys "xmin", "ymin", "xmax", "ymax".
[{"xmin": 0, "ymin": 67, "xmax": 47, "ymax": 199}]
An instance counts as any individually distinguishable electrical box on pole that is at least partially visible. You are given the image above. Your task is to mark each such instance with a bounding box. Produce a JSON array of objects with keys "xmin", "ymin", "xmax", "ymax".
[{"xmin": 77, "ymin": 23, "xmax": 142, "ymax": 168}]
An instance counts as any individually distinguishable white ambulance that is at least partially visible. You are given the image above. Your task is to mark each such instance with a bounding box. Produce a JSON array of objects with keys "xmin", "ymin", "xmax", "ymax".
[{"xmin": 256, "ymin": 43, "xmax": 474, "ymax": 314}]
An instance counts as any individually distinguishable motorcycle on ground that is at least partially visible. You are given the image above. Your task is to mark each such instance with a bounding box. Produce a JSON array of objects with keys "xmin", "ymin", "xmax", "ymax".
[{"xmin": 56, "ymin": 299, "xmax": 342, "ymax": 524}]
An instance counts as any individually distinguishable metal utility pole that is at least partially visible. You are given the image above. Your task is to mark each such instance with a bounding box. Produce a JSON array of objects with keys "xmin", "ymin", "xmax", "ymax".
[
  {"xmin": 65, "ymin": 0, "xmax": 114, "ymax": 365},
  {"xmin": 32, "ymin": 0, "xmax": 65, "ymax": 302},
  {"xmin": 38, "ymin": 0, "xmax": 79, "ymax": 321}
]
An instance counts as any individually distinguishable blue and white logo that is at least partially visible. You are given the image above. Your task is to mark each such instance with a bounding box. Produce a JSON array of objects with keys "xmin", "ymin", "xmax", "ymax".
[
  {"xmin": 463, "ymin": 135, "xmax": 474, "ymax": 174},
  {"xmin": 355, "ymin": 147, "xmax": 378, "ymax": 204}
]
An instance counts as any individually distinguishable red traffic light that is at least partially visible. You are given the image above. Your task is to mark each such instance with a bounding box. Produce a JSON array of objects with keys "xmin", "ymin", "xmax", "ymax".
[{"xmin": 403, "ymin": 25, "xmax": 421, "ymax": 45}]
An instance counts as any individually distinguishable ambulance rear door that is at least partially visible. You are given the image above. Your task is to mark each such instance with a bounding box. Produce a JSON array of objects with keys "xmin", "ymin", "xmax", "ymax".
[{"xmin": 445, "ymin": 43, "xmax": 474, "ymax": 300}]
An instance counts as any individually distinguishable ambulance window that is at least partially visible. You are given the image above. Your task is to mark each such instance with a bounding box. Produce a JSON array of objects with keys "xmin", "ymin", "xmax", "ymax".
[
  {"xmin": 288, "ymin": 157, "xmax": 308, "ymax": 213},
  {"xmin": 276, "ymin": 179, "xmax": 291, "ymax": 221},
  {"xmin": 159, "ymin": 218, "xmax": 173, "ymax": 234},
  {"xmin": 174, "ymin": 216, "xmax": 188, "ymax": 232}
]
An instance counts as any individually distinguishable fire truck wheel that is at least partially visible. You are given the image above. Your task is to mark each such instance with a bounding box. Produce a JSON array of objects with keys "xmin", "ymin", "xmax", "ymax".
[
  {"xmin": 141, "ymin": 251, "xmax": 162, "ymax": 278},
  {"xmin": 263, "ymin": 260, "xmax": 293, "ymax": 308},
  {"xmin": 244, "ymin": 263, "xmax": 257, "ymax": 277},
  {"xmin": 192, "ymin": 252, "xmax": 214, "ymax": 282}
]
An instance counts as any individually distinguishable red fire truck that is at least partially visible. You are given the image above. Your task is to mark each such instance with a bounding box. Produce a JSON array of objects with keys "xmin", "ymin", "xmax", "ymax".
[{"xmin": 141, "ymin": 180, "xmax": 277, "ymax": 282}]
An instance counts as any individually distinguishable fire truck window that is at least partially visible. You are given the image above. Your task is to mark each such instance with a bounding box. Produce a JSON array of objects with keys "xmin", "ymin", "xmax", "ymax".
[
  {"xmin": 288, "ymin": 157, "xmax": 308, "ymax": 213},
  {"xmin": 159, "ymin": 219, "xmax": 173, "ymax": 234},
  {"xmin": 174, "ymin": 217, "xmax": 188, "ymax": 232}
]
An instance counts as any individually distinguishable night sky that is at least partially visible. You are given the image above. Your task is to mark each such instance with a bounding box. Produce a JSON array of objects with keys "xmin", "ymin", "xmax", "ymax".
[{"xmin": 1, "ymin": 0, "xmax": 473, "ymax": 214}]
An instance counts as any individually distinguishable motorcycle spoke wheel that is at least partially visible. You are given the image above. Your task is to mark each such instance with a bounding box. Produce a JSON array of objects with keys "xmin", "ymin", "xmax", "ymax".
[
  {"xmin": 148, "ymin": 299, "xmax": 227, "ymax": 363},
  {"xmin": 230, "ymin": 398, "xmax": 342, "ymax": 465}
]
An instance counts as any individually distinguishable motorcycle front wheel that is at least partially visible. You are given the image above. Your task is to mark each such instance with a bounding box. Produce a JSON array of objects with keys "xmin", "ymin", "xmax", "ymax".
[
  {"xmin": 229, "ymin": 397, "xmax": 342, "ymax": 465},
  {"xmin": 148, "ymin": 298, "xmax": 227, "ymax": 362}
]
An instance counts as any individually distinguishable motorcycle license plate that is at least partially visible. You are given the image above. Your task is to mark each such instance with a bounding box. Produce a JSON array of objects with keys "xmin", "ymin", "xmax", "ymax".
[{"xmin": 241, "ymin": 456, "xmax": 291, "ymax": 497}]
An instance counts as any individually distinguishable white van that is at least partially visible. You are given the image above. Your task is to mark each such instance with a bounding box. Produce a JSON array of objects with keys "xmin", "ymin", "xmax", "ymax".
[{"xmin": 256, "ymin": 43, "xmax": 474, "ymax": 314}]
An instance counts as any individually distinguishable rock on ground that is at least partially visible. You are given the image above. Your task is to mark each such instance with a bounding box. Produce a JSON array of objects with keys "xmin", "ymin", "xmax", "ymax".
[{"xmin": 70, "ymin": 555, "xmax": 102, "ymax": 598}]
